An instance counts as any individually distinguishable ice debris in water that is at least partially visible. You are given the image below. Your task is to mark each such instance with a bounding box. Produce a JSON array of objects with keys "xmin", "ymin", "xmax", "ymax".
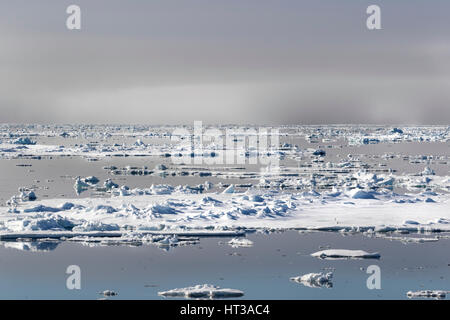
[
  {"xmin": 104, "ymin": 179, "xmax": 119, "ymax": 190},
  {"xmin": 74, "ymin": 177, "xmax": 90, "ymax": 194},
  {"xmin": 158, "ymin": 284, "xmax": 244, "ymax": 299},
  {"xmin": 100, "ymin": 290, "xmax": 118, "ymax": 297},
  {"xmin": 7, "ymin": 188, "xmax": 37, "ymax": 208},
  {"xmin": 311, "ymin": 249, "xmax": 380, "ymax": 260},
  {"xmin": 228, "ymin": 238, "xmax": 254, "ymax": 248},
  {"xmin": 290, "ymin": 272, "xmax": 333, "ymax": 288},
  {"xmin": 407, "ymin": 290, "xmax": 447, "ymax": 299},
  {"xmin": 82, "ymin": 176, "xmax": 100, "ymax": 185},
  {"xmin": 421, "ymin": 166, "xmax": 435, "ymax": 176}
]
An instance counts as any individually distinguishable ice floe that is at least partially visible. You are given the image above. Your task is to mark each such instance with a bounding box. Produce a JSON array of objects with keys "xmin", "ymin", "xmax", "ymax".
[
  {"xmin": 407, "ymin": 290, "xmax": 447, "ymax": 299},
  {"xmin": 228, "ymin": 238, "xmax": 253, "ymax": 248},
  {"xmin": 158, "ymin": 284, "xmax": 244, "ymax": 299},
  {"xmin": 0, "ymin": 187, "xmax": 449, "ymax": 241},
  {"xmin": 311, "ymin": 249, "xmax": 380, "ymax": 260},
  {"xmin": 290, "ymin": 272, "xmax": 333, "ymax": 288}
]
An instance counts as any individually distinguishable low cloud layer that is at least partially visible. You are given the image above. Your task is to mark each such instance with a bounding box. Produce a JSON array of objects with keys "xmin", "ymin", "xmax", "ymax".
[{"xmin": 1, "ymin": 0, "xmax": 450, "ymax": 124}]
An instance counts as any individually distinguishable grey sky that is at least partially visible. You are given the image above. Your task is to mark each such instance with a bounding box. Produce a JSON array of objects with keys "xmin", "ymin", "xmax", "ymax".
[{"xmin": 1, "ymin": 0, "xmax": 450, "ymax": 124}]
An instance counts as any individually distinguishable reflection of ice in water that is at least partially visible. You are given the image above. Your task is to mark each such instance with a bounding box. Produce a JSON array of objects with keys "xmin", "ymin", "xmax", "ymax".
[{"xmin": 2, "ymin": 240, "xmax": 59, "ymax": 252}]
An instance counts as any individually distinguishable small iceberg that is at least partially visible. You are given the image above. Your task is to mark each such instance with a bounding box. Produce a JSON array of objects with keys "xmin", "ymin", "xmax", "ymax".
[
  {"xmin": 74, "ymin": 177, "xmax": 90, "ymax": 195},
  {"xmin": 228, "ymin": 238, "xmax": 253, "ymax": 248},
  {"xmin": 82, "ymin": 176, "xmax": 100, "ymax": 185},
  {"xmin": 421, "ymin": 166, "xmax": 435, "ymax": 176},
  {"xmin": 407, "ymin": 290, "xmax": 447, "ymax": 299},
  {"xmin": 311, "ymin": 249, "xmax": 380, "ymax": 260},
  {"xmin": 104, "ymin": 179, "xmax": 119, "ymax": 190},
  {"xmin": 13, "ymin": 137, "xmax": 36, "ymax": 145},
  {"xmin": 100, "ymin": 290, "xmax": 118, "ymax": 297}
]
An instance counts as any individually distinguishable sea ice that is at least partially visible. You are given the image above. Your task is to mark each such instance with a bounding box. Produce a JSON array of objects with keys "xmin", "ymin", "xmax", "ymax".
[
  {"xmin": 311, "ymin": 249, "xmax": 380, "ymax": 259},
  {"xmin": 290, "ymin": 272, "xmax": 333, "ymax": 288},
  {"xmin": 158, "ymin": 284, "xmax": 244, "ymax": 299},
  {"xmin": 406, "ymin": 290, "xmax": 447, "ymax": 299},
  {"xmin": 101, "ymin": 290, "xmax": 118, "ymax": 297}
]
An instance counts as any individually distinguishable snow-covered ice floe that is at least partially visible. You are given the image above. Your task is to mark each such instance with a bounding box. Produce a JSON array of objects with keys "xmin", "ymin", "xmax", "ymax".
[
  {"xmin": 311, "ymin": 249, "xmax": 380, "ymax": 260},
  {"xmin": 290, "ymin": 272, "xmax": 333, "ymax": 288},
  {"xmin": 406, "ymin": 290, "xmax": 448, "ymax": 299},
  {"xmin": 158, "ymin": 284, "xmax": 244, "ymax": 299},
  {"xmin": 1, "ymin": 186, "xmax": 450, "ymax": 242}
]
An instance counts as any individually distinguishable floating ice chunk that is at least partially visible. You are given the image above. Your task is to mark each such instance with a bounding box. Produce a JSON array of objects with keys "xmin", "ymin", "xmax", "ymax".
[
  {"xmin": 119, "ymin": 185, "xmax": 130, "ymax": 196},
  {"xmin": 311, "ymin": 249, "xmax": 380, "ymax": 260},
  {"xmin": 74, "ymin": 177, "xmax": 89, "ymax": 194},
  {"xmin": 290, "ymin": 272, "xmax": 333, "ymax": 288},
  {"xmin": 13, "ymin": 137, "xmax": 36, "ymax": 145},
  {"xmin": 158, "ymin": 284, "xmax": 244, "ymax": 299},
  {"xmin": 312, "ymin": 149, "xmax": 326, "ymax": 156},
  {"xmin": 155, "ymin": 164, "xmax": 168, "ymax": 171},
  {"xmin": 155, "ymin": 235, "xmax": 180, "ymax": 246},
  {"xmin": 222, "ymin": 185, "xmax": 235, "ymax": 194},
  {"xmin": 421, "ymin": 166, "xmax": 435, "ymax": 176},
  {"xmin": 82, "ymin": 176, "xmax": 100, "ymax": 185},
  {"xmin": 20, "ymin": 190, "xmax": 36, "ymax": 201},
  {"xmin": 362, "ymin": 138, "xmax": 380, "ymax": 144},
  {"xmin": 228, "ymin": 238, "xmax": 253, "ymax": 248},
  {"xmin": 347, "ymin": 189, "xmax": 377, "ymax": 200},
  {"xmin": 104, "ymin": 179, "xmax": 119, "ymax": 190},
  {"xmin": 391, "ymin": 127, "xmax": 403, "ymax": 134},
  {"xmin": 382, "ymin": 236, "xmax": 439, "ymax": 244},
  {"xmin": 134, "ymin": 139, "xmax": 145, "ymax": 146},
  {"xmin": 403, "ymin": 220, "xmax": 419, "ymax": 225},
  {"xmin": 203, "ymin": 181, "xmax": 213, "ymax": 190},
  {"xmin": 8, "ymin": 189, "xmax": 37, "ymax": 205},
  {"xmin": 101, "ymin": 290, "xmax": 118, "ymax": 297},
  {"xmin": 407, "ymin": 290, "xmax": 446, "ymax": 299}
]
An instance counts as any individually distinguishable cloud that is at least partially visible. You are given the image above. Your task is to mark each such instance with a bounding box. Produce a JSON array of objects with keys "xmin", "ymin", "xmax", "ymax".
[{"xmin": 1, "ymin": 0, "xmax": 450, "ymax": 124}]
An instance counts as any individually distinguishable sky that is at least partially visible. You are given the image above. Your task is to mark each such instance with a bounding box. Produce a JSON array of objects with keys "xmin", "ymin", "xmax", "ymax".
[{"xmin": 1, "ymin": 0, "xmax": 450, "ymax": 125}]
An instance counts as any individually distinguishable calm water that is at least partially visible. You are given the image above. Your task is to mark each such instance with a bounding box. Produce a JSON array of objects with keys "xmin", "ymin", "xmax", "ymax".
[
  {"xmin": 0, "ymin": 231, "xmax": 448, "ymax": 299},
  {"xmin": 1, "ymin": 134, "xmax": 449, "ymax": 300}
]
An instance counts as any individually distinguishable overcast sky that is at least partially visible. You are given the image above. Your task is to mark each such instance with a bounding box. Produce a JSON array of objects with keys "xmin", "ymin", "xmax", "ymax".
[{"xmin": 1, "ymin": 0, "xmax": 450, "ymax": 124}]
